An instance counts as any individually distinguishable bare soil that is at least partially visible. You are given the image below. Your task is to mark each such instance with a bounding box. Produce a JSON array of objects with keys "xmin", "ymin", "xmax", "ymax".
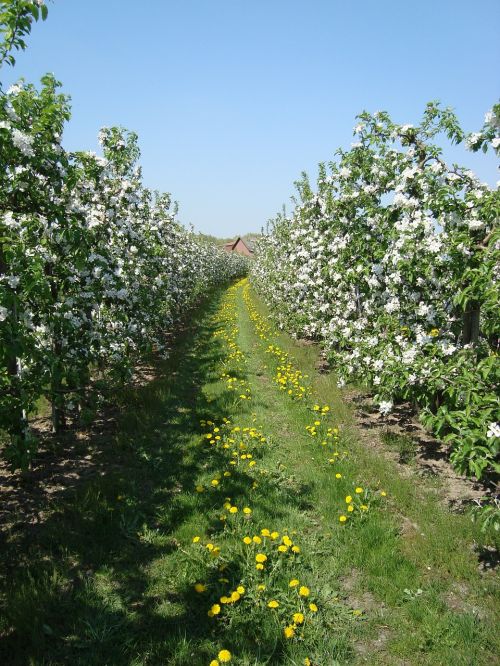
[{"xmin": 343, "ymin": 389, "xmax": 498, "ymax": 510}]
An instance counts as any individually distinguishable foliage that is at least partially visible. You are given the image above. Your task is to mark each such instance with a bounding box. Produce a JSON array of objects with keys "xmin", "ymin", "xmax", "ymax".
[
  {"xmin": 470, "ymin": 497, "xmax": 500, "ymax": 534},
  {"xmin": 252, "ymin": 103, "xmax": 500, "ymax": 479},
  {"xmin": 0, "ymin": 9, "xmax": 248, "ymax": 468},
  {"xmin": 0, "ymin": 0, "xmax": 47, "ymax": 70}
]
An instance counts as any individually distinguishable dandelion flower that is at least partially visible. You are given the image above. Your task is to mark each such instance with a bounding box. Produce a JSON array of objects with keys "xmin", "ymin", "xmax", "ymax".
[
  {"xmin": 289, "ymin": 579, "xmax": 300, "ymax": 587},
  {"xmin": 284, "ymin": 625, "xmax": 295, "ymax": 638},
  {"xmin": 293, "ymin": 612, "xmax": 305, "ymax": 624},
  {"xmin": 194, "ymin": 583, "xmax": 206, "ymax": 593},
  {"xmin": 309, "ymin": 602, "xmax": 318, "ymax": 612},
  {"xmin": 192, "ymin": 536, "xmax": 200, "ymax": 543},
  {"xmin": 255, "ymin": 553, "xmax": 267, "ymax": 563},
  {"xmin": 339, "ymin": 515, "xmax": 347, "ymax": 523},
  {"xmin": 218, "ymin": 649, "xmax": 232, "ymax": 662},
  {"xmin": 299, "ymin": 586, "xmax": 310, "ymax": 597},
  {"xmin": 268, "ymin": 600, "xmax": 279, "ymax": 608}
]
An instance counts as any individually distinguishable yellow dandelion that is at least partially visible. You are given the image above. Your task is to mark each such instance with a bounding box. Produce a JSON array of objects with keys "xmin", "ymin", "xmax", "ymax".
[
  {"xmin": 218, "ymin": 649, "xmax": 231, "ymax": 663},
  {"xmin": 309, "ymin": 602, "xmax": 318, "ymax": 612},
  {"xmin": 355, "ymin": 487, "xmax": 363, "ymax": 494},
  {"xmin": 339, "ymin": 515, "xmax": 347, "ymax": 523},
  {"xmin": 268, "ymin": 600, "xmax": 279, "ymax": 608},
  {"xmin": 192, "ymin": 536, "xmax": 200, "ymax": 543},
  {"xmin": 255, "ymin": 553, "xmax": 267, "ymax": 563},
  {"xmin": 284, "ymin": 625, "xmax": 295, "ymax": 638},
  {"xmin": 299, "ymin": 586, "xmax": 310, "ymax": 597},
  {"xmin": 289, "ymin": 579, "xmax": 300, "ymax": 587},
  {"xmin": 194, "ymin": 583, "xmax": 206, "ymax": 593},
  {"xmin": 293, "ymin": 612, "xmax": 305, "ymax": 624}
]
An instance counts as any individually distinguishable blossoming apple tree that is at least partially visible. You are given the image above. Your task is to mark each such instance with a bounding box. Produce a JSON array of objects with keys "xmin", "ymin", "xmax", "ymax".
[
  {"xmin": 252, "ymin": 103, "xmax": 499, "ymax": 479},
  {"xmin": 0, "ymin": 3, "xmax": 248, "ymax": 468}
]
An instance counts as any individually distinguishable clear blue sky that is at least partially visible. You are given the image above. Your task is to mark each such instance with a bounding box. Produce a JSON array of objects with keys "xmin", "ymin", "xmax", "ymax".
[{"xmin": 3, "ymin": 0, "xmax": 499, "ymax": 237}]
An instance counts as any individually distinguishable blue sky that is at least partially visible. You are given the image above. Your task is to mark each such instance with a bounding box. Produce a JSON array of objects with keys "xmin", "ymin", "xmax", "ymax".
[{"xmin": 3, "ymin": 0, "xmax": 499, "ymax": 237}]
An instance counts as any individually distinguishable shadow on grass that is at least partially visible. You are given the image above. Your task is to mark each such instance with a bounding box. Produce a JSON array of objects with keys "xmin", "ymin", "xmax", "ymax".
[{"xmin": 0, "ymin": 286, "xmax": 264, "ymax": 665}]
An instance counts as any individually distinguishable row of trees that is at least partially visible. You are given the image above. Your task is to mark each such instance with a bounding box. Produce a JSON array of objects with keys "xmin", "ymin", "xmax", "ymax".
[
  {"xmin": 251, "ymin": 103, "xmax": 499, "ymax": 479},
  {"xmin": 0, "ymin": 2, "xmax": 248, "ymax": 468}
]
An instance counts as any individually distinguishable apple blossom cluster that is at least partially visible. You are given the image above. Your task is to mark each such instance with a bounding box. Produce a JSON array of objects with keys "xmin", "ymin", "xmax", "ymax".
[
  {"xmin": 252, "ymin": 102, "xmax": 499, "ymax": 480},
  {"xmin": 0, "ymin": 76, "xmax": 248, "ymax": 468}
]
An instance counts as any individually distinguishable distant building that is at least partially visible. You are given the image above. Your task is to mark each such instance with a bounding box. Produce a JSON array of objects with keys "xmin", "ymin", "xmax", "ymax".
[{"xmin": 222, "ymin": 237, "xmax": 254, "ymax": 257}]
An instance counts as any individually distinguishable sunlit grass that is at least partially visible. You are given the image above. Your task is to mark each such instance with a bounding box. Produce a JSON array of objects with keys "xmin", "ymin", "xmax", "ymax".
[{"xmin": 0, "ymin": 281, "xmax": 498, "ymax": 665}]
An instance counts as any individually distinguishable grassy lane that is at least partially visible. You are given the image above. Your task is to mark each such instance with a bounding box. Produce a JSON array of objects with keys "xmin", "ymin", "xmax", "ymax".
[
  {"xmin": 1, "ymin": 287, "xmax": 239, "ymax": 665},
  {"xmin": 239, "ymin": 282, "xmax": 499, "ymax": 665},
  {"xmin": 0, "ymin": 279, "xmax": 498, "ymax": 665}
]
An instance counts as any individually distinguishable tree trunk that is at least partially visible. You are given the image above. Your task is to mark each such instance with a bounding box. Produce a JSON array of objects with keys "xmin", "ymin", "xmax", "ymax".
[{"xmin": 462, "ymin": 300, "xmax": 480, "ymax": 345}]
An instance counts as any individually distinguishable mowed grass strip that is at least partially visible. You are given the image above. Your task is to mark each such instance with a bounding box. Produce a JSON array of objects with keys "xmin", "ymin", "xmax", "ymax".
[
  {"xmin": 0, "ymin": 280, "xmax": 498, "ymax": 666},
  {"xmin": 0, "ymin": 288, "xmax": 240, "ymax": 665},
  {"xmin": 238, "ymin": 283, "xmax": 500, "ymax": 666}
]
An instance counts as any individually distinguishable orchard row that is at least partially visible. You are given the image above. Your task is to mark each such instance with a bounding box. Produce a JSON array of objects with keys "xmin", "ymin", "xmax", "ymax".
[
  {"xmin": 0, "ymin": 76, "xmax": 248, "ymax": 467},
  {"xmin": 251, "ymin": 104, "xmax": 499, "ymax": 479}
]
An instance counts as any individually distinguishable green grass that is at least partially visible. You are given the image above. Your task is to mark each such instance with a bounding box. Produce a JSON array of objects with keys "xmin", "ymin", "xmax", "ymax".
[
  {"xmin": 380, "ymin": 430, "xmax": 418, "ymax": 464},
  {"xmin": 0, "ymin": 280, "xmax": 498, "ymax": 665}
]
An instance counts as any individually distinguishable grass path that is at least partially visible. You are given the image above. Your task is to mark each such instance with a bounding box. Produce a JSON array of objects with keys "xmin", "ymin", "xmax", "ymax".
[{"xmin": 0, "ymin": 279, "xmax": 498, "ymax": 665}]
